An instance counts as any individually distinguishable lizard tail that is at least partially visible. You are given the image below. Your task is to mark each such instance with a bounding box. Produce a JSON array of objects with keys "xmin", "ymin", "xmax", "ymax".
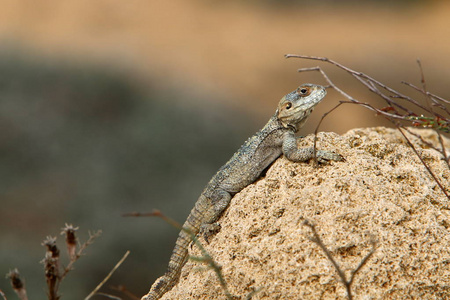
[
  {"xmin": 142, "ymin": 196, "xmax": 208, "ymax": 300},
  {"xmin": 141, "ymin": 232, "xmax": 190, "ymax": 300}
]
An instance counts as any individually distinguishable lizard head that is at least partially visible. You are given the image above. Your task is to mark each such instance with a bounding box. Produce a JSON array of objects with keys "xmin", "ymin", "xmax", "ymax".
[{"xmin": 277, "ymin": 84, "xmax": 326, "ymax": 131}]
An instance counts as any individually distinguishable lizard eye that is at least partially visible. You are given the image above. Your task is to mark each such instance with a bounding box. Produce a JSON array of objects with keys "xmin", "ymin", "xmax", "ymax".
[
  {"xmin": 298, "ymin": 87, "xmax": 311, "ymax": 96},
  {"xmin": 285, "ymin": 102, "xmax": 292, "ymax": 109}
]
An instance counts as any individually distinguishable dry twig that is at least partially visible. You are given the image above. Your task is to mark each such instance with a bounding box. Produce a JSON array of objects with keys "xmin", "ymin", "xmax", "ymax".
[
  {"xmin": 85, "ymin": 251, "xmax": 130, "ymax": 300},
  {"xmin": 124, "ymin": 210, "xmax": 240, "ymax": 299},
  {"xmin": 90, "ymin": 293, "xmax": 122, "ymax": 300},
  {"xmin": 286, "ymin": 54, "xmax": 449, "ymax": 199},
  {"xmin": 60, "ymin": 229, "xmax": 102, "ymax": 280},
  {"xmin": 303, "ymin": 220, "xmax": 376, "ymax": 300},
  {"xmin": 110, "ymin": 285, "xmax": 140, "ymax": 300},
  {"xmin": 0, "ymin": 290, "xmax": 6, "ymax": 300}
]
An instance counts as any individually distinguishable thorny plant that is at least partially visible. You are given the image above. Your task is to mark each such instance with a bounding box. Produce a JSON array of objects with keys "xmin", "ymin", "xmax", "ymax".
[
  {"xmin": 286, "ymin": 54, "xmax": 450, "ymax": 200},
  {"xmin": 42, "ymin": 224, "xmax": 102, "ymax": 300},
  {"xmin": 303, "ymin": 219, "xmax": 377, "ymax": 300},
  {"xmin": 5, "ymin": 225, "xmax": 105, "ymax": 300},
  {"xmin": 124, "ymin": 210, "xmax": 261, "ymax": 300}
]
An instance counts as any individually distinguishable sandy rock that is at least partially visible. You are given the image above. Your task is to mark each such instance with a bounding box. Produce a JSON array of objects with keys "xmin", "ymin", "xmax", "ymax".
[{"xmin": 163, "ymin": 127, "xmax": 450, "ymax": 300}]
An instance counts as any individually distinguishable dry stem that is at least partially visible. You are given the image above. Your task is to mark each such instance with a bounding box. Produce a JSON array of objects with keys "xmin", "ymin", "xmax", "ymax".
[
  {"xmin": 303, "ymin": 220, "xmax": 376, "ymax": 300},
  {"xmin": 124, "ymin": 210, "xmax": 239, "ymax": 299},
  {"xmin": 287, "ymin": 54, "xmax": 449, "ymax": 199},
  {"xmin": 85, "ymin": 251, "xmax": 130, "ymax": 300},
  {"xmin": 60, "ymin": 230, "xmax": 102, "ymax": 280}
]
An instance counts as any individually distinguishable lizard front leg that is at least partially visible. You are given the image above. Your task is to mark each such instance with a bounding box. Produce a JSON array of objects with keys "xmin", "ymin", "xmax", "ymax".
[{"xmin": 282, "ymin": 131, "xmax": 344, "ymax": 163}]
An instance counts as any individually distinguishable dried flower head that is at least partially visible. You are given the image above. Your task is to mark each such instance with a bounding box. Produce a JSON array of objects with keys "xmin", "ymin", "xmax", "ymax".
[
  {"xmin": 61, "ymin": 224, "xmax": 79, "ymax": 260},
  {"xmin": 42, "ymin": 236, "xmax": 60, "ymax": 258},
  {"xmin": 6, "ymin": 268, "xmax": 28, "ymax": 300}
]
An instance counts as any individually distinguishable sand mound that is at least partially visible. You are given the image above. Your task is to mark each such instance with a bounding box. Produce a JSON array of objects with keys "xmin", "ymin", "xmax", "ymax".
[{"xmin": 162, "ymin": 127, "xmax": 450, "ymax": 299}]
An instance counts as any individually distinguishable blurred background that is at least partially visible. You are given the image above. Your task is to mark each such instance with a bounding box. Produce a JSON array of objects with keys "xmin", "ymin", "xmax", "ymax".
[{"xmin": 1, "ymin": 0, "xmax": 449, "ymax": 298}]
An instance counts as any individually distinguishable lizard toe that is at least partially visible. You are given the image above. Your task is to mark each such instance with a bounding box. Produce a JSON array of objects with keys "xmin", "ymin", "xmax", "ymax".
[
  {"xmin": 200, "ymin": 223, "xmax": 221, "ymax": 243},
  {"xmin": 316, "ymin": 150, "xmax": 345, "ymax": 163}
]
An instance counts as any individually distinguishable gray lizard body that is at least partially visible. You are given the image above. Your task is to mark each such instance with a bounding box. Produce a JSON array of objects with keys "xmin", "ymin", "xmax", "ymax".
[{"xmin": 142, "ymin": 84, "xmax": 343, "ymax": 300}]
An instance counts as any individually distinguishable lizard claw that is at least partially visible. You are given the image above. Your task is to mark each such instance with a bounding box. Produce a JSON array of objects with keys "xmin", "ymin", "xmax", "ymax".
[{"xmin": 199, "ymin": 223, "xmax": 221, "ymax": 244}]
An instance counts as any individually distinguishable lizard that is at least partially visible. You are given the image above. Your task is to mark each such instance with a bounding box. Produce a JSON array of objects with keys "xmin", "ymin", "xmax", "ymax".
[{"xmin": 142, "ymin": 83, "xmax": 344, "ymax": 300}]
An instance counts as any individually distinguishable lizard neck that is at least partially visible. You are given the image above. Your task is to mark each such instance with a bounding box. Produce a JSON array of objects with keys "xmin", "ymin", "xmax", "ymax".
[
  {"xmin": 253, "ymin": 113, "xmax": 293, "ymax": 148},
  {"xmin": 271, "ymin": 112, "xmax": 297, "ymax": 133}
]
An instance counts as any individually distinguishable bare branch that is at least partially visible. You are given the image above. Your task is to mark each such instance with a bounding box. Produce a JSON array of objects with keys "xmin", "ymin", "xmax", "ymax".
[
  {"xmin": 110, "ymin": 285, "xmax": 140, "ymax": 300},
  {"xmin": 313, "ymin": 101, "xmax": 347, "ymax": 165},
  {"xmin": 92, "ymin": 293, "xmax": 122, "ymax": 300},
  {"xmin": 244, "ymin": 287, "xmax": 262, "ymax": 300},
  {"xmin": 124, "ymin": 210, "xmax": 239, "ymax": 299},
  {"xmin": 60, "ymin": 230, "xmax": 102, "ymax": 280},
  {"xmin": 295, "ymin": 66, "xmax": 408, "ymax": 120},
  {"xmin": 396, "ymin": 127, "xmax": 449, "ymax": 199},
  {"xmin": 303, "ymin": 220, "xmax": 376, "ymax": 300},
  {"xmin": 348, "ymin": 235, "xmax": 377, "ymax": 287},
  {"xmin": 287, "ymin": 54, "xmax": 449, "ymax": 200},
  {"xmin": 123, "ymin": 210, "xmax": 183, "ymax": 230},
  {"xmin": 303, "ymin": 220, "xmax": 350, "ymax": 298},
  {"xmin": 287, "ymin": 54, "xmax": 448, "ymax": 119},
  {"xmin": 401, "ymin": 81, "xmax": 450, "ymax": 106},
  {"xmin": 85, "ymin": 251, "xmax": 130, "ymax": 300}
]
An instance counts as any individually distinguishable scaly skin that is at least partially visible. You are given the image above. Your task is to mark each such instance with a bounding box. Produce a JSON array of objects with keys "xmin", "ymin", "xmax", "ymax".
[{"xmin": 142, "ymin": 84, "xmax": 343, "ymax": 300}]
